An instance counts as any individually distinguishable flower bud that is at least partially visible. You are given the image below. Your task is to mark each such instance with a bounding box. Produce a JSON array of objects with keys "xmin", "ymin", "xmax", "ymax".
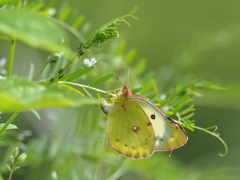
[
  {"xmin": 12, "ymin": 147, "xmax": 19, "ymax": 157},
  {"xmin": 16, "ymin": 153, "xmax": 27, "ymax": 163}
]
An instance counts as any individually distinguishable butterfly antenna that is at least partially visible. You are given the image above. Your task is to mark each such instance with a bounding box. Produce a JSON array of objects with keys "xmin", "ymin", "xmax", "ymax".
[
  {"xmin": 116, "ymin": 77, "xmax": 127, "ymax": 86},
  {"xmin": 127, "ymin": 66, "xmax": 130, "ymax": 86}
]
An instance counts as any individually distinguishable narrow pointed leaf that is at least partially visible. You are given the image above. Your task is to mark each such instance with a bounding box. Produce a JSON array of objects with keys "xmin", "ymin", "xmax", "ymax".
[
  {"xmin": 89, "ymin": 73, "xmax": 115, "ymax": 86},
  {"xmin": 29, "ymin": 109, "xmax": 41, "ymax": 121},
  {"xmin": 0, "ymin": 123, "xmax": 18, "ymax": 130},
  {"xmin": 58, "ymin": 83, "xmax": 85, "ymax": 97},
  {"xmin": 131, "ymin": 87, "xmax": 142, "ymax": 94},
  {"xmin": 133, "ymin": 58, "xmax": 146, "ymax": 74},
  {"xmin": 182, "ymin": 112, "xmax": 195, "ymax": 120},
  {"xmin": 63, "ymin": 66, "xmax": 94, "ymax": 81},
  {"xmin": 145, "ymin": 92, "xmax": 158, "ymax": 100},
  {"xmin": 180, "ymin": 104, "xmax": 195, "ymax": 115},
  {"xmin": 125, "ymin": 49, "xmax": 137, "ymax": 64},
  {"xmin": 171, "ymin": 105, "xmax": 183, "ymax": 114}
]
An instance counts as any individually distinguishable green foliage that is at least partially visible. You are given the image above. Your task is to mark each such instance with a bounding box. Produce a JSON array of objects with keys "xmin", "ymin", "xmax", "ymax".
[
  {"xmin": 0, "ymin": 124, "xmax": 17, "ymax": 130},
  {"xmin": 0, "ymin": 10, "xmax": 74, "ymax": 57},
  {"xmin": 1, "ymin": 147, "xmax": 27, "ymax": 180},
  {"xmin": 89, "ymin": 73, "xmax": 115, "ymax": 86},
  {"xmin": 0, "ymin": 77, "xmax": 97, "ymax": 112},
  {"xmin": 81, "ymin": 7, "xmax": 137, "ymax": 50},
  {"xmin": 0, "ymin": 0, "xmax": 229, "ymax": 179},
  {"xmin": 62, "ymin": 66, "xmax": 95, "ymax": 81}
]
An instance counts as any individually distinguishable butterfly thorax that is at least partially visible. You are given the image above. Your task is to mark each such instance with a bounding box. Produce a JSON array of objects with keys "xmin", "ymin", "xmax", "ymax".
[{"xmin": 117, "ymin": 85, "xmax": 132, "ymax": 99}]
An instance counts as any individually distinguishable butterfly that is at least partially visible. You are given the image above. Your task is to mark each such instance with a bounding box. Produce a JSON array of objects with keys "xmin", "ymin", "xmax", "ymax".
[{"xmin": 105, "ymin": 84, "xmax": 188, "ymax": 159}]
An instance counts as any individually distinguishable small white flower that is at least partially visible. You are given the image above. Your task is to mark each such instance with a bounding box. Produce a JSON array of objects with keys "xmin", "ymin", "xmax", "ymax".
[
  {"xmin": 51, "ymin": 171, "xmax": 58, "ymax": 179},
  {"xmin": 0, "ymin": 57, "xmax": 6, "ymax": 67},
  {"xmin": 0, "ymin": 69, "xmax": 7, "ymax": 75},
  {"xmin": 47, "ymin": 7, "xmax": 56, "ymax": 16},
  {"xmin": 91, "ymin": 58, "xmax": 97, "ymax": 64},
  {"xmin": 54, "ymin": 52, "xmax": 64, "ymax": 58},
  {"xmin": 83, "ymin": 58, "xmax": 92, "ymax": 67},
  {"xmin": 83, "ymin": 58, "xmax": 97, "ymax": 67},
  {"xmin": 24, "ymin": 130, "xmax": 32, "ymax": 137},
  {"xmin": 162, "ymin": 106, "xmax": 171, "ymax": 111},
  {"xmin": 160, "ymin": 94, "xmax": 166, "ymax": 100}
]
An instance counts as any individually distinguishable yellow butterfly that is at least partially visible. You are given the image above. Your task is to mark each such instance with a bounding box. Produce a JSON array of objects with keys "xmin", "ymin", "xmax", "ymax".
[{"xmin": 106, "ymin": 85, "xmax": 188, "ymax": 159}]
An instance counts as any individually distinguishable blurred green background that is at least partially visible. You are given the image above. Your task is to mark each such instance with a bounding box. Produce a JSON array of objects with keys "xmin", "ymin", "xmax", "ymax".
[{"xmin": 1, "ymin": 0, "xmax": 240, "ymax": 179}]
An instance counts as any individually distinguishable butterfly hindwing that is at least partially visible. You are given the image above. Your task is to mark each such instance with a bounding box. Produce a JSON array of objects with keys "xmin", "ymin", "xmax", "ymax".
[{"xmin": 128, "ymin": 95, "xmax": 188, "ymax": 151}]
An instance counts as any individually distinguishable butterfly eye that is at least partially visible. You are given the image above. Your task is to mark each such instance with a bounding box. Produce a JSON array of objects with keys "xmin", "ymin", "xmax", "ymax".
[{"xmin": 151, "ymin": 115, "xmax": 155, "ymax": 119}]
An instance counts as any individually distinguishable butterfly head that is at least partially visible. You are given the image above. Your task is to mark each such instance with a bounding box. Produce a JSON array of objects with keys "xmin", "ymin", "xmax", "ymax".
[
  {"xmin": 115, "ymin": 77, "xmax": 133, "ymax": 98},
  {"xmin": 120, "ymin": 85, "xmax": 132, "ymax": 98}
]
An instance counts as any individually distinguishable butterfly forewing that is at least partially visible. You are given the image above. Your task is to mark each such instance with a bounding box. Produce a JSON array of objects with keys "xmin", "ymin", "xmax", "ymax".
[
  {"xmin": 129, "ymin": 95, "xmax": 188, "ymax": 151},
  {"xmin": 106, "ymin": 95, "xmax": 155, "ymax": 159}
]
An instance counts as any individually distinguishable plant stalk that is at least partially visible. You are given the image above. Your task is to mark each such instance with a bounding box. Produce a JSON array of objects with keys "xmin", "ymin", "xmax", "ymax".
[
  {"xmin": 7, "ymin": 36, "xmax": 16, "ymax": 77},
  {"xmin": 0, "ymin": 111, "xmax": 20, "ymax": 137},
  {"xmin": 45, "ymin": 51, "xmax": 80, "ymax": 86}
]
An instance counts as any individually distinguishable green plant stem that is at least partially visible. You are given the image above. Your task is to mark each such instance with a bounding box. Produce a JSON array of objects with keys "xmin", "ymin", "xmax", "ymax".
[
  {"xmin": 33, "ymin": 58, "xmax": 52, "ymax": 81},
  {"xmin": 0, "ymin": 111, "xmax": 20, "ymax": 137},
  {"xmin": 8, "ymin": 169, "xmax": 13, "ymax": 180},
  {"xmin": 192, "ymin": 125, "xmax": 228, "ymax": 156},
  {"xmin": 59, "ymin": 52, "xmax": 79, "ymax": 75},
  {"xmin": 45, "ymin": 51, "xmax": 80, "ymax": 86},
  {"xmin": 21, "ymin": 0, "xmax": 25, "ymax": 8},
  {"xmin": 7, "ymin": 36, "xmax": 16, "ymax": 77},
  {"xmin": 58, "ymin": 81, "xmax": 116, "ymax": 96}
]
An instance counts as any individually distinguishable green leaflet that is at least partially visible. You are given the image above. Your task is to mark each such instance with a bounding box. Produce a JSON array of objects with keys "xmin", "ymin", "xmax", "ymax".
[
  {"xmin": 89, "ymin": 73, "xmax": 115, "ymax": 86},
  {"xmin": 0, "ymin": 123, "xmax": 18, "ymax": 130},
  {"xmin": 63, "ymin": 66, "xmax": 95, "ymax": 81},
  {"xmin": 0, "ymin": 77, "xmax": 97, "ymax": 112},
  {"xmin": 0, "ymin": 10, "xmax": 74, "ymax": 57}
]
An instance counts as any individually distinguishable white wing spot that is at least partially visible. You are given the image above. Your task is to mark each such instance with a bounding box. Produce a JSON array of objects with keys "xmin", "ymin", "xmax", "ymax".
[{"xmin": 132, "ymin": 126, "xmax": 140, "ymax": 133}]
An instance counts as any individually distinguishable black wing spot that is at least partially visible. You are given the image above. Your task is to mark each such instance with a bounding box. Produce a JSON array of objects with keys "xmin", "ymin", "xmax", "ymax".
[
  {"xmin": 124, "ymin": 144, "xmax": 128, "ymax": 147},
  {"xmin": 151, "ymin": 114, "xmax": 155, "ymax": 119},
  {"xmin": 156, "ymin": 137, "xmax": 164, "ymax": 141},
  {"xmin": 116, "ymin": 139, "xmax": 120, "ymax": 142},
  {"xmin": 132, "ymin": 146, "xmax": 135, "ymax": 149}
]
